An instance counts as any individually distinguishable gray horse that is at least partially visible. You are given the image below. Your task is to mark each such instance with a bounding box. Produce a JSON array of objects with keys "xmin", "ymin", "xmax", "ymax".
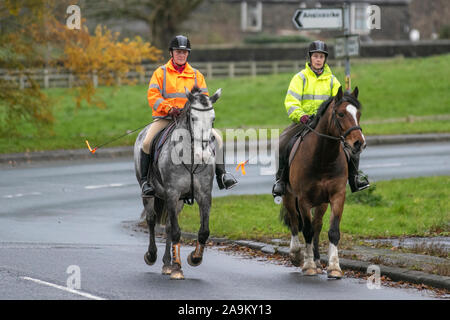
[{"xmin": 134, "ymin": 86, "xmax": 221, "ymax": 280}]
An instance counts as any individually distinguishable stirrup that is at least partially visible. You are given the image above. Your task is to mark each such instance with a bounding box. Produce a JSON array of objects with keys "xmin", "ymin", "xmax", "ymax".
[
  {"xmin": 217, "ymin": 173, "xmax": 238, "ymax": 190},
  {"xmin": 141, "ymin": 181, "xmax": 155, "ymax": 197},
  {"xmin": 272, "ymin": 180, "xmax": 285, "ymax": 204},
  {"xmin": 349, "ymin": 174, "xmax": 370, "ymax": 193},
  {"xmin": 272, "ymin": 180, "xmax": 286, "ymax": 196}
]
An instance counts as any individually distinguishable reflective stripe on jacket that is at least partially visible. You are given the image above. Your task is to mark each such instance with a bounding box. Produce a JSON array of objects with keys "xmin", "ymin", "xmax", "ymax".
[
  {"xmin": 147, "ymin": 60, "xmax": 208, "ymax": 119},
  {"xmin": 284, "ymin": 62, "xmax": 341, "ymax": 123}
]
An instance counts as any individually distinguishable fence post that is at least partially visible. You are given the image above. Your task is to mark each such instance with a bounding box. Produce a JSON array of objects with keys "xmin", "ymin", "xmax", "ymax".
[
  {"xmin": 139, "ymin": 70, "xmax": 145, "ymax": 84},
  {"xmin": 272, "ymin": 61, "xmax": 279, "ymax": 74},
  {"xmin": 251, "ymin": 61, "xmax": 256, "ymax": 77},
  {"xmin": 68, "ymin": 73, "xmax": 74, "ymax": 88},
  {"xmin": 229, "ymin": 62, "xmax": 235, "ymax": 78},
  {"xmin": 19, "ymin": 73, "xmax": 25, "ymax": 89},
  {"xmin": 44, "ymin": 69, "xmax": 49, "ymax": 88},
  {"xmin": 93, "ymin": 70, "xmax": 98, "ymax": 88},
  {"xmin": 207, "ymin": 62, "xmax": 213, "ymax": 79}
]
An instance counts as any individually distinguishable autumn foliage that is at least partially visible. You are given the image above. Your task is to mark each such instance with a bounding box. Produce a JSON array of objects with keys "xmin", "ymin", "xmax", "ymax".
[{"xmin": 0, "ymin": 0, "xmax": 162, "ymax": 137}]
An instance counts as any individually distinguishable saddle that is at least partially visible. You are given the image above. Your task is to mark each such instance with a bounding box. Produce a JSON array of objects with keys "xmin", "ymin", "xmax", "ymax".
[
  {"xmin": 148, "ymin": 121, "xmax": 216, "ymax": 205},
  {"xmin": 287, "ymin": 117, "xmax": 315, "ymax": 166},
  {"xmin": 149, "ymin": 121, "xmax": 177, "ymax": 186}
]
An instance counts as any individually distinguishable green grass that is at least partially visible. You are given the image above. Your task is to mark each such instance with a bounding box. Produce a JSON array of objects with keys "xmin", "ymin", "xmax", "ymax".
[
  {"xmin": 1, "ymin": 54, "xmax": 449, "ymax": 153},
  {"xmin": 177, "ymin": 176, "xmax": 450, "ymax": 240}
]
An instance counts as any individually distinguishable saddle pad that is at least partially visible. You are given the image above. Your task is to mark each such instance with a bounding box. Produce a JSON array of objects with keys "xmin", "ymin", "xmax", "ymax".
[
  {"xmin": 152, "ymin": 121, "xmax": 177, "ymax": 163},
  {"xmin": 288, "ymin": 125, "xmax": 311, "ymax": 166}
]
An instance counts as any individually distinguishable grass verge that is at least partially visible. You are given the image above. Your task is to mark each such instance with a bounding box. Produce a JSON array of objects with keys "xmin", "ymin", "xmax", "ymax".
[
  {"xmin": 1, "ymin": 54, "xmax": 449, "ymax": 153},
  {"xmin": 176, "ymin": 176, "xmax": 449, "ymax": 241}
]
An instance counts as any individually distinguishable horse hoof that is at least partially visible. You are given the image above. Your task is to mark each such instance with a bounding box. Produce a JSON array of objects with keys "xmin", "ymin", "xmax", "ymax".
[
  {"xmin": 187, "ymin": 252, "xmax": 203, "ymax": 267},
  {"xmin": 162, "ymin": 265, "xmax": 172, "ymax": 275},
  {"xmin": 170, "ymin": 269, "xmax": 185, "ymax": 280},
  {"xmin": 144, "ymin": 252, "xmax": 156, "ymax": 266},
  {"xmin": 303, "ymin": 268, "xmax": 318, "ymax": 276},
  {"xmin": 289, "ymin": 252, "xmax": 303, "ymax": 267},
  {"xmin": 327, "ymin": 270, "xmax": 343, "ymax": 279},
  {"xmin": 315, "ymin": 260, "xmax": 323, "ymax": 274}
]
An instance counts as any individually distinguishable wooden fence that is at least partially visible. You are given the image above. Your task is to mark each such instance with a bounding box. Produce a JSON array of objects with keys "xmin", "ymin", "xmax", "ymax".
[{"xmin": 0, "ymin": 60, "xmax": 303, "ymax": 89}]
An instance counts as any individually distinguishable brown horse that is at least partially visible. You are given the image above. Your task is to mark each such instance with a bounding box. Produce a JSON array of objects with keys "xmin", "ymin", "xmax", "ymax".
[{"xmin": 280, "ymin": 86, "xmax": 365, "ymax": 279}]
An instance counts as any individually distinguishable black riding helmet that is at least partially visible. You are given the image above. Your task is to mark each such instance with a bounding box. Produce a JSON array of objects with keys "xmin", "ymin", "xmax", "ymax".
[
  {"xmin": 308, "ymin": 40, "xmax": 328, "ymax": 58},
  {"xmin": 169, "ymin": 35, "xmax": 191, "ymax": 52}
]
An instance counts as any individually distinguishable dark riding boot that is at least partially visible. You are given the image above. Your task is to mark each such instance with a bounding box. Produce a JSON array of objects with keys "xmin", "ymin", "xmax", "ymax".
[
  {"xmin": 140, "ymin": 149, "xmax": 155, "ymax": 197},
  {"xmin": 272, "ymin": 156, "xmax": 287, "ymax": 198},
  {"xmin": 216, "ymin": 162, "xmax": 238, "ymax": 190},
  {"xmin": 348, "ymin": 154, "xmax": 370, "ymax": 193}
]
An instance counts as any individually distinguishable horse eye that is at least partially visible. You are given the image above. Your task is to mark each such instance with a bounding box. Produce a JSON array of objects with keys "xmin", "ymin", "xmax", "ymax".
[{"xmin": 338, "ymin": 112, "xmax": 344, "ymax": 117}]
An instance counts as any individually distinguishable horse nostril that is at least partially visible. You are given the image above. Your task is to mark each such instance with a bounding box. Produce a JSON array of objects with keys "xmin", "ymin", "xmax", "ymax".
[{"xmin": 353, "ymin": 140, "xmax": 362, "ymax": 153}]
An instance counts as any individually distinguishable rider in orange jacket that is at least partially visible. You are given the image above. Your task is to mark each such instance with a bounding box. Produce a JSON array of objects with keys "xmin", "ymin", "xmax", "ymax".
[{"xmin": 139, "ymin": 35, "xmax": 238, "ymax": 197}]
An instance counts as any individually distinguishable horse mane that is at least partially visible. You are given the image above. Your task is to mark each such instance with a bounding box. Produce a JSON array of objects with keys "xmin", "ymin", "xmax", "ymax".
[
  {"xmin": 340, "ymin": 92, "xmax": 362, "ymax": 110},
  {"xmin": 175, "ymin": 85, "xmax": 212, "ymax": 125},
  {"xmin": 317, "ymin": 91, "xmax": 362, "ymax": 118}
]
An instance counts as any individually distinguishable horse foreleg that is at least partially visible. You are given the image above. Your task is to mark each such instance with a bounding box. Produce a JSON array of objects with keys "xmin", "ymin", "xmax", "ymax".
[
  {"xmin": 299, "ymin": 200, "xmax": 317, "ymax": 276},
  {"xmin": 166, "ymin": 194, "xmax": 184, "ymax": 280},
  {"xmin": 144, "ymin": 208, "xmax": 157, "ymax": 266},
  {"xmin": 188, "ymin": 195, "xmax": 211, "ymax": 267},
  {"xmin": 162, "ymin": 222, "xmax": 172, "ymax": 275},
  {"xmin": 327, "ymin": 196, "xmax": 345, "ymax": 279},
  {"xmin": 312, "ymin": 204, "xmax": 328, "ymax": 273},
  {"xmin": 283, "ymin": 193, "xmax": 303, "ymax": 267}
]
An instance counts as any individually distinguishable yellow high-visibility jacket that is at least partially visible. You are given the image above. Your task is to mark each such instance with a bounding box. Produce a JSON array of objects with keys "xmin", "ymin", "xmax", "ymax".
[{"xmin": 285, "ymin": 62, "xmax": 341, "ymax": 123}]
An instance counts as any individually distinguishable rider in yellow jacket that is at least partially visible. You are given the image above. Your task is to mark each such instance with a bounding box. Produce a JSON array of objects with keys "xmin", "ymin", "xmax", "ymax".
[{"xmin": 272, "ymin": 40, "xmax": 370, "ymax": 197}]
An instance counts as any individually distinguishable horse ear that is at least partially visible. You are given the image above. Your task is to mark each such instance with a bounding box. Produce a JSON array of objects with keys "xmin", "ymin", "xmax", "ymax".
[
  {"xmin": 210, "ymin": 88, "xmax": 222, "ymax": 104},
  {"xmin": 351, "ymin": 86, "xmax": 359, "ymax": 99},
  {"xmin": 185, "ymin": 87, "xmax": 195, "ymax": 103},
  {"xmin": 336, "ymin": 86, "xmax": 343, "ymax": 101}
]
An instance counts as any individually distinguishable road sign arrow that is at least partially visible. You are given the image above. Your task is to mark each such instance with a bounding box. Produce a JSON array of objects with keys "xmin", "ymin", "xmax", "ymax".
[{"xmin": 292, "ymin": 8, "xmax": 343, "ymax": 30}]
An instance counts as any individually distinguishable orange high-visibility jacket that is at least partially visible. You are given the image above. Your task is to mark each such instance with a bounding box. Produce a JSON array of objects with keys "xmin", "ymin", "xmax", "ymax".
[{"xmin": 147, "ymin": 60, "xmax": 208, "ymax": 119}]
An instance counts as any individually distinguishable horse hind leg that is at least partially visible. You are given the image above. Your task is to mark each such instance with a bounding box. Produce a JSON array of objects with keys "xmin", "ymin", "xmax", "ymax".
[{"xmin": 281, "ymin": 194, "xmax": 303, "ymax": 267}]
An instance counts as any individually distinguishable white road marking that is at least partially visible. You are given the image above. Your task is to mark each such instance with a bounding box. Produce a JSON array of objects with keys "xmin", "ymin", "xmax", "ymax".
[
  {"xmin": 362, "ymin": 162, "xmax": 403, "ymax": 168},
  {"xmin": 84, "ymin": 183, "xmax": 125, "ymax": 190},
  {"xmin": 21, "ymin": 276, "xmax": 106, "ymax": 300},
  {"xmin": 2, "ymin": 192, "xmax": 42, "ymax": 199}
]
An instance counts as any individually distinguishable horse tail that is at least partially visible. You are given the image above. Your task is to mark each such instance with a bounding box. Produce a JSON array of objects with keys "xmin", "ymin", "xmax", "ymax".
[
  {"xmin": 279, "ymin": 205, "xmax": 291, "ymax": 228},
  {"xmin": 154, "ymin": 197, "xmax": 168, "ymax": 225},
  {"xmin": 279, "ymin": 197, "xmax": 303, "ymax": 231}
]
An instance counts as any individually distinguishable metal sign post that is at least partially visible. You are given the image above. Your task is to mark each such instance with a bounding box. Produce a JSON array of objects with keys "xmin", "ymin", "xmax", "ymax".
[
  {"xmin": 343, "ymin": 3, "xmax": 351, "ymax": 92},
  {"xmin": 292, "ymin": 3, "xmax": 361, "ymax": 92}
]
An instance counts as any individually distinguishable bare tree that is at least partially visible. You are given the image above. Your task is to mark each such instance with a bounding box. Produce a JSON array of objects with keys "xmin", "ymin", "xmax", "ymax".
[{"xmin": 84, "ymin": 0, "xmax": 204, "ymax": 49}]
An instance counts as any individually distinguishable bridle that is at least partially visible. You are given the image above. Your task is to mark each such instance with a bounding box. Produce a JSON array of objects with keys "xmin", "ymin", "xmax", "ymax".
[
  {"xmin": 177, "ymin": 98, "xmax": 215, "ymax": 205},
  {"xmin": 305, "ymin": 98, "xmax": 362, "ymax": 145}
]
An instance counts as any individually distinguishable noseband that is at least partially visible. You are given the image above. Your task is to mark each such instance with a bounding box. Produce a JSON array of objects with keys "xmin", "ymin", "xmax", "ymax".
[
  {"xmin": 305, "ymin": 99, "xmax": 362, "ymax": 144},
  {"xmin": 178, "ymin": 99, "xmax": 215, "ymax": 205}
]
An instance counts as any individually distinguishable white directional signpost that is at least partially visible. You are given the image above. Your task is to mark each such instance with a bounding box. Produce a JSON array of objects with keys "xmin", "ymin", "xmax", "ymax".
[
  {"xmin": 292, "ymin": 8, "xmax": 343, "ymax": 30},
  {"xmin": 292, "ymin": 4, "xmax": 359, "ymax": 92}
]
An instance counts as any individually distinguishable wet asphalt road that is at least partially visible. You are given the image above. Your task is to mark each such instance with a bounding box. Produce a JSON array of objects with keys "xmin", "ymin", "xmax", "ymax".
[{"xmin": 0, "ymin": 142, "xmax": 448, "ymax": 300}]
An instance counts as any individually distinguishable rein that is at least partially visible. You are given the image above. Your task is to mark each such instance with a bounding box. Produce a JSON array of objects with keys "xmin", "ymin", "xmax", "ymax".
[
  {"xmin": 305, "ymin": 99, "xmax": 362, "ymax": 144},
  {"xmin": 179, "ymin": 100, "xmax": 214, "ymax": 205}
]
